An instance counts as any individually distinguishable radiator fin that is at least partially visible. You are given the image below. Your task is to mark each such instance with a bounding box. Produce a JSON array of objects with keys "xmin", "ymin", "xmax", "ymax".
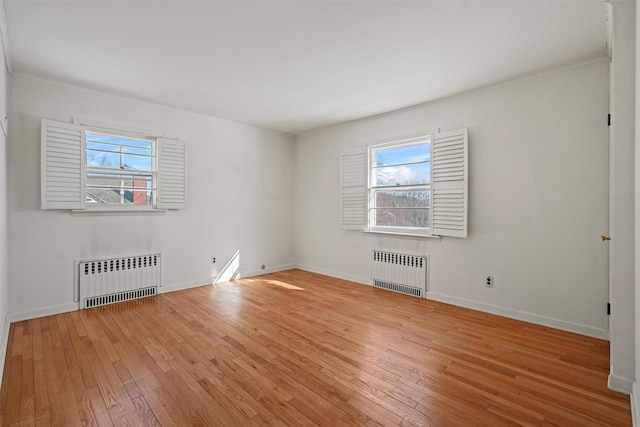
[
  {"xmin": 371, "ymin": 250, "xmax": 427, "ymax": 298},
  {"xmin": 373, "ymin": 280, "xmax": 423, "ymax": 298},
  {"xmin": 85, "ymin": 287, "xmax": 157, "ymax": 308},
  {"xmin": 79, "ymin": 253, "xmax": 161, "ymax": 309}
]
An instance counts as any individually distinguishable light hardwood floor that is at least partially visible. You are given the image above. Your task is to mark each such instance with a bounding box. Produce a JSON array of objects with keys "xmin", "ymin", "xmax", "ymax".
[{"xmin": 0, "ymin": 269, "xmax": 632, "ymax": 426}]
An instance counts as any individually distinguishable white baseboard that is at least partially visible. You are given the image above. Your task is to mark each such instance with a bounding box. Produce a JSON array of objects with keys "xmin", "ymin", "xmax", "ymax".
[
  {"xmin": 160, "ymin": 264, "xmax": 296, "ymax": 293},
  {"xmin": 608, "ymin": 369, "xmax": 634, "ymax": 394},
  {"xmin": 8, "ymin": 283, "xmax": 211, "ymax": 321},
  {"xmin": 5, "ymin": 265, "xmax": 296, "ymax": 323},
  {"xmin": 632, "ymin": 382, "xmax": 639, "ymax": 426},
  {"xmin": 237, "ymin": 263, "xmax": 296, "ymax": 280},
  {"xmin": 160, "ymin": 279, "xmax": 213, "ymax": 294},
  {"xmin": 0, "ymin": 314, "xmax": 10, "ymax": 386},
  {"xmin": 295, "ymin": 264, "xmax": 369, "ymax": 286},
  {"xmin": 7, "ymin": 302, "xmax": 79, "ymax": 323},
  {"xmin": 427, "ymin": 291, "xmax": 609, "ymax": 340},
  {"xmin": 294, "ymin": 265, "xmax": 609, "ymax": 340}
]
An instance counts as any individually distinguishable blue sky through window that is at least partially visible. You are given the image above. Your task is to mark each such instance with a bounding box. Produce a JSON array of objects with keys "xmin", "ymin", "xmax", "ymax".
[
  {"xmin": 375, "ymin": 143, "xmax": 430, "ymax": 166},
  {"xmin": 374, "ymin": 142, "xmax": 430, "ymax": 186},
  {"xmin": 86, "ymin": 133, "xmax": 154, "ymax": 171}
]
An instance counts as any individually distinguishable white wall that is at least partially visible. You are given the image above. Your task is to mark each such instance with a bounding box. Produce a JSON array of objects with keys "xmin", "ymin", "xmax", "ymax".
[
  {"xmin": 634, "ymin": 0, "xmax": 640, "ymax": 421},
  {"xmin": 0, "ymin": 6, "xmax": 9, "ymax": 384},
  {"xmin": 295, "ymin": 60, "xmax": 610, "ymax": 338},
  {"xmin": 7, "ymin": 74, "xmax": 295, "ymax": 319},
  {"xmin": 609, "ymin": 0, "xmax": 636, "ymax": 396}
]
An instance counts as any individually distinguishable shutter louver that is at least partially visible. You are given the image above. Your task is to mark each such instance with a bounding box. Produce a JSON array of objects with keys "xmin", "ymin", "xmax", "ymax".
[
  {"xmin": 431, "ymin": 128, "xmax": 468, "ymax": 238},
  {"xmin": 41, "ymin": 119, "xmax": 85, "ymax": 209},
  {"xmin": 157, "ymin": 138, "xmax": 187, "ymax": 209},
  {"xmin": 341, "ymin": 148, "xmax": 367, "ymax": 230}
]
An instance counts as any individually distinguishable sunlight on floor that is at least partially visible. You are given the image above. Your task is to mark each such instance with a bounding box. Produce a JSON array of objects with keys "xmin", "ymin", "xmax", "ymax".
[
  {"xmin": 243, "ymin": 277, "xmax": 305, "ymax": 290},
  {"xmin": 264, "ymin": 280, "xmax": 304, "ymax": 290}
]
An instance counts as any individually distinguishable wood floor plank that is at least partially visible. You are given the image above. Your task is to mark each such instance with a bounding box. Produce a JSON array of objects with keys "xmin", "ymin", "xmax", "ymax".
[
  {"xmin": 130, "ymin": 375, "xmax": 183, "ymax": 427},
  {"xmin": 0, "ymin": 269, "xmax": 632, "ymax": 426},
  {"xmin": 3, "ymin": 355, "xmax": 21, "ymax": 425},
  {"xmin": 19, "ymin": 351, "xmax": 35, "ymax": 424}
]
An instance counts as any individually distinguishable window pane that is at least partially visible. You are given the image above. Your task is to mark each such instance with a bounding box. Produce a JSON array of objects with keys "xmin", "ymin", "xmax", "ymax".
[
  {"xmin": 87, "ymin": 151, "xmax": 153, "ymax": 171},
  {"xmin": 369, "ymin": 138, "xmax": 432, "ymax": 231},
  {"xmin": 375, "ymin": 143, "xmax": 430, "ymax": 167},
  {"xmin": 374, "ymin": 163, "xmax": 430, "ymax": 186},
  {"xmin": 86, "ymin": 175, "xmax": 153, "ymax": 189},
  {"xmin": 85, "ymin": 131, "xmax": 156, "ymax": 206},
  {"xmin": 86, "ymin": 141, "xmax": 152, "ymax": 156},
  {"xmin": 86, "ymin": 151, "xmax": 121, "ymax": 169},
  {"xmin": 373, "ymin": 208, "xmax": 430, "ymax": 228},
  {"xmin": 86, "ymin": 187, "xmax": 153, "ymax": 205},
  {"xmin": 375, "ymin": 190, "xmax": 430, "ymax": 208},
  {"xmin": 87, "ymin": 133, "xmax": 153, "ymax": 149},
  {"xmin": 86, "ymin": 133, "xmax": 154, "ymax": 171}
]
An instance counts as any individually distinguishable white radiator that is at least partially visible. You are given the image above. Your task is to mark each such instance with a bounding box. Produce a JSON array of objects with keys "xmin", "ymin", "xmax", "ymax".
[
  {"xmin": 371, "ymin": 250, "xmax": 428, "ymax": 298},
  {"xmin": 78, "ymin": 253, "xmax": 161, "ymax": 309}
]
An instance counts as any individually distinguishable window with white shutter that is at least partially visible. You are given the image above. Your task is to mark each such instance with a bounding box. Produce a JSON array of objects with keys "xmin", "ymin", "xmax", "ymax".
[
  {"xmin": 41, "ymin": 119, "xmax": 86, "ymax": 210},
  {"xmin": 369, "ymin": 136, "xmax": 431, "ymax": 234},
  {"xmin": 85, "ymin": 130, "xmax": 156, "ymax": 206},
  {"xmin": 340, "ymin": 148, "xmax": 367, "ymax": 230},
  {"xmin": 157, "ymin": 138, "xmax": 187, "ymax": 209},
  {"xmin": 41, "ymin": 118, "xmax": 187, "ymax": 211},
  {"xmin": 340, "ymin": 128, "xmax": 467, "ymax": 238},
  {"xmin": 431, "ymin": 128, "xmax": 468, "ymax": 238}
]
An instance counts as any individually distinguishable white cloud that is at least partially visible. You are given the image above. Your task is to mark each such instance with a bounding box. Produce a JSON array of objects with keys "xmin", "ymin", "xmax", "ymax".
[{"xmin": 378, "ymin": 165, "xmax": 428, "ymax": 185}]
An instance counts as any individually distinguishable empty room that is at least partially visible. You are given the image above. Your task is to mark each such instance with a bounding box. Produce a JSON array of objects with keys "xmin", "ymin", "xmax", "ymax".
[{"xmin": 0, "ymin": 0, "xmax": 638, "ymax": 425}]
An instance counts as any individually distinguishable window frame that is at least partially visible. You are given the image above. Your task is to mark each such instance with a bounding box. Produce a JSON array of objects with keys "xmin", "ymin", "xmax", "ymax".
[
  {"xmin": 368, "ymin": 134, "xmax": 433, "ymax": 236},
  {"xmin": 84, "ymin": 128, "xmax": 158, "ymax": 210},
  {"xmin": 340, "ymin": 127, "xmax": 467, "ymax": 239},
  {"xmin": 41, "ymin": 118, "xmax": 187, "ymax": 213}
]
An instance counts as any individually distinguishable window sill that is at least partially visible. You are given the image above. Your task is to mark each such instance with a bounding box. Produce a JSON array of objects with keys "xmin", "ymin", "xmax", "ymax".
[
  {"xmin": 363, "ymin": 230, "xmax": 441, "ymax": 241},
  {"xmin": 71, "ymin": 209, "xmax": 168, "ymax": 216}
]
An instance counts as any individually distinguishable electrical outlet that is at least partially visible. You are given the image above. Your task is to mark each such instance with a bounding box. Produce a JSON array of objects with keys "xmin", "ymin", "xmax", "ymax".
[
  {"xmin": 485, "ymin": 276, "xmax": 494, "ymax": 287},
  {"xmin": 211, "ymin": 257, "xmax": 216, "ymax": 264}
]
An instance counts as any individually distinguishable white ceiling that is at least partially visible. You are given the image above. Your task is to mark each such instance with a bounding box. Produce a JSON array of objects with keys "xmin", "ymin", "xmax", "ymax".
[{"xmin": 4, "ymin": 1, "xmax": 607, "ymax": 135}]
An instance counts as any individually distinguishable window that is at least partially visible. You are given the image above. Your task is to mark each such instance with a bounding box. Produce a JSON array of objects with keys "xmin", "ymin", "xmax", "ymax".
[
  {"xmin": 341, "ymin": 128, "xmax": 468, "ymax": 238},
  {"xmin": 85, "ymin": 131, "xmax": 156, "ymax": 206},
  {"xmin": 41, "ymin": 119, "xmax": 187, "ymax": 211},
  {"xmin": 369, "ymin": 137, "xmax": 431, "ymax": 233}
]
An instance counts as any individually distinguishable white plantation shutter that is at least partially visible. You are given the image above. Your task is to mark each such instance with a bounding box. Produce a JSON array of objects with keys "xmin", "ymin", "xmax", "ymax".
[
  {"xmin": 157, "ymin": 138, "xmax": 187, "ymax": 209},
  {"xmin": 340, "ymin": 147, "xmax": 367, "ymax": 230},
  {"xmin": 431, "ymin": 128, "xmax": 468, "ymax": 238},
  {"xmin": 41, "ymin": 119, "xmax": 85, "ymax": 209}
]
